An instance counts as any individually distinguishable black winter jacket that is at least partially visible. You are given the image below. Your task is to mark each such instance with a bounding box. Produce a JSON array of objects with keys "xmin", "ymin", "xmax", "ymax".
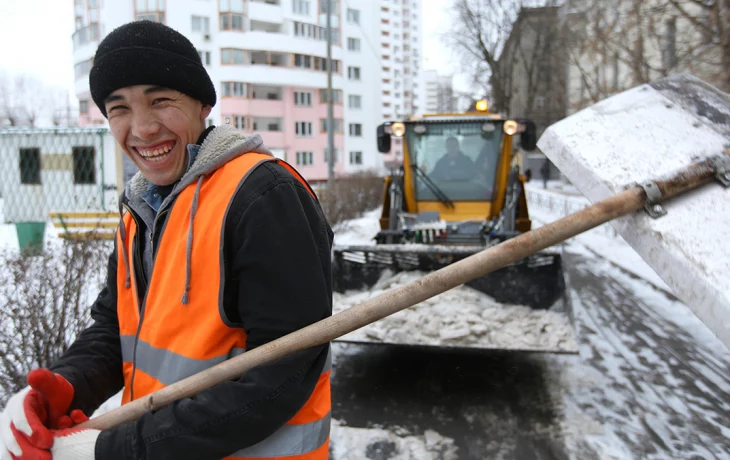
[{"xmin": 50, "ymin": 128, "xmax": 334, "ymax": 459}]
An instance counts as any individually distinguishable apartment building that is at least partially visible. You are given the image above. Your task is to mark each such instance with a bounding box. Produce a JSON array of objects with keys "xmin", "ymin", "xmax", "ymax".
[
  {"xmin": 71, "ymin": 0, "xmax": 423, "ymax": 182},
  {"xmin": 423, "ymin": 70, "xmax": 456, "ymax": 114}
]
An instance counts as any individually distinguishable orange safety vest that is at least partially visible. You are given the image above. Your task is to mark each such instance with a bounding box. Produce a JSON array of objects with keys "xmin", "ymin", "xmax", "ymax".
[{"xmin": 116, "ymin": 153, "xmax": 331, "ymax": 459}]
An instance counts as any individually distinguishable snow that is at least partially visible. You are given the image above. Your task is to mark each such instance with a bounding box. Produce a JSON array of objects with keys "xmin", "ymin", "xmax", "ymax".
[
  {"xmin": 333, "ymin": 270, "xmax": 578, "ymax": 352},
  {"xmin": 330, "ymin": 420, "xmax": 458, "ymax": 460},
  {"xmin": 525, "ymin": 183, "xmax": 672, "ymax": 293},
  {"xmin": 538, "ymin": 75, "xmax": 730, "ymax": 346},
  {"xmin": 332, "ymin": 209, "xmax": 381, "ymax": 246}
]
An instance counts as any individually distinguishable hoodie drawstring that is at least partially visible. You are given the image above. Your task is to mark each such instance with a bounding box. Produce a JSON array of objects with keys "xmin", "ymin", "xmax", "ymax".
[
  {"xmin": 181, "ymin": 176, "xmax": 204, "ymax": 305},
  {"xmin": 118, "ymin": 199, "xmax": 131, "ymax": 289}
]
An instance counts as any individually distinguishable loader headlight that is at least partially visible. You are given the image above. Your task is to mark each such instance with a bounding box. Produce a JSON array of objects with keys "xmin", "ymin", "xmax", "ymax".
[
  {"xmin": 391, "ymin": 122, "xmax": 406, "ymax": 137},
  {"xmin": 503, "ymin": 120, "xmax": 519, "ymax": 136}
]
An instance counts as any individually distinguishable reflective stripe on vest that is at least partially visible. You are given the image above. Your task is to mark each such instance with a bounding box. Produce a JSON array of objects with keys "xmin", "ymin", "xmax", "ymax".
[{"xmin": 116, "ymin": 153, "xmax": 330, "ymax": 459}]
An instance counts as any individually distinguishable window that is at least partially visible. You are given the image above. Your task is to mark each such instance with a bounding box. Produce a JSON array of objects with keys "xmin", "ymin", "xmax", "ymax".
[
  {"xmin": 135, "ymin": 0, "xmax": 165, "ymax": 22},
  {"xmin": 220, "ymin": 0, "xmax": 244, "ymax": 30},
  {"xmin": 72, "ymin": 147, "xmax": 96, "ymax": 184},
  {"xmin": 348, "ymin": 123, "xmax": 362, "ymax": 136},
  {"xmin": 79, "ymin": 100, "xmax": 88, "ymax": 114},
  {"xmin": 348, "ymin": 94, "xmax": 362, "ymax": 109},
  {"xmin": 227, "ymin": 115, "xmax": 247, "ymax": 129},
  {"xmin": 222, "ymin": 81, "xmax": 248, "ymax": 97},
  {"xmin": 221, "ymin": 49, "xmax": 245, "ymax": 64},
  {"xmin": 295, "ymin": 121, "xmax": 313, "ymax": 136},
  {"xmin": 319, "ymin": 88, "xmax": 343, "ymax": 104},
  {"xmin": 319, "ymin": 0, "xmax": 337, "ymax": 14},
  {"xmin": 219, "ymin": 0, "xmax": 244, "ymax": 12},
  {"xmin": 293, "ymin": 21, "xmax": 340, "ymax": 43},
  {"xmin": 197, "ymin": 50, "xmax": 211, "ymax": 66},
  {"xmin": 296, "ymin": 151, "xmax": 314, "ymax": 166},
  {"xmin": 294, "ymin": 54, "xmax": 312, "ymax": 68},
  {"xmin": 324, "ymin": 148, "xmax": 340, "ymax": 163},
  {"xmin": 349, "ymin": 151, "xmax": 363, "ymax": 165},
  {"xmin": 347, "ymin": 37, "xmax": 360, "ymax": 51},
  {"xmin": 253, "ymin": 117, "xmax": 282, "ymax": 131},
  {"xmin": 294, "ymin": 91, "xmax": 312, "ymax": 106},
  {"xmin": 536, "ymin": 96, "xmax": 546, "ymax": 109},
  {"xmin": 192, "ymin": 15, "xmax": 210, "ymax": 33},
  {"xmin": 292, "ymin": 0, "xmax": 310, "ymax": 15},
  {"xmin": 295, "ymin": 54, "xmax": 341, "ymax": 73},
  {"xmin": 663, "ymin": 18, "xmax": 677, "ymax": 70},
  {"xmin": 319, "ymin": 118, "xmax": 343, "ymax": 133},
  {"xmin": 347, "ymin": 8, "xmax": 360, "ymax": 24},
  {"xmin": 348, "ymin": 66, "xmax": 361, "ymax": 80},
  {"xmin": 74, "ymin": 59, "xmax": 93, "ymax": 80},
  {"xmin": 19, "ymin": 148, "xmax": 41, "ymax": 185}
]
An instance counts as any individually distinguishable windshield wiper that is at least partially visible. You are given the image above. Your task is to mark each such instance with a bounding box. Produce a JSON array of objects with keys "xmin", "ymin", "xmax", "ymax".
[{"xmin": 411, "ymin": 164, "xmax": 455, "ymax": 208}]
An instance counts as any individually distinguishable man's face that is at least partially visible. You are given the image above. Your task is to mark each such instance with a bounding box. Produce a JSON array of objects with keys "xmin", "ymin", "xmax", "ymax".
[
  {"xmin": 105, "ymin": 85, "xmax": 212, "ymax": 186},
  {"xmin": 446, "ymin": 138, "xmax": 460, "ymax": 155}
]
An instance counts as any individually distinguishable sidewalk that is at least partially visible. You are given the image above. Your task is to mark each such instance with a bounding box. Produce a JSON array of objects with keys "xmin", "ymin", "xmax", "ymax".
[{"xmin": 525, "ymin": 183, "xmax": 673, "ymax": 294}]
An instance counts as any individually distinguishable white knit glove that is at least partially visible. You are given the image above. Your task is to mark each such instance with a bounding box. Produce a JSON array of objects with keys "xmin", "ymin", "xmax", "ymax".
[{"xmin": 50, "ymin": 429, "xmax": 100, "ymax": 460}]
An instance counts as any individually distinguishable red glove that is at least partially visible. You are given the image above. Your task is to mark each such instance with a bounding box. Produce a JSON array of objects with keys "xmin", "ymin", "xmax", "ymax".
[{"xmin": 0, "ymin": 369, "xmax": 77, "ymax": 459}]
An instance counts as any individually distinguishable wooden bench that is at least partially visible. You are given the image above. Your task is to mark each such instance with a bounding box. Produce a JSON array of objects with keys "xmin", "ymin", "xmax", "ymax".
[{"xmin": 49, "ymin": 211, "xmax": 120, "ymax": 241}]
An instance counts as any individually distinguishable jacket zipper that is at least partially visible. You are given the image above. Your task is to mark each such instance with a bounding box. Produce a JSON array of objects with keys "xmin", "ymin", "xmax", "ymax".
[{"xmin": 124, "ymin": 203, "xmax": 170, "ymax": 402}]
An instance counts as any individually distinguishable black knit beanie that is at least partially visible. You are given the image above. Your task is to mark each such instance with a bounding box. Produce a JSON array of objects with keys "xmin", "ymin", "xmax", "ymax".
[{"xmin": 89, "ymin": 20, "xmax": 216, "ymax": 117}]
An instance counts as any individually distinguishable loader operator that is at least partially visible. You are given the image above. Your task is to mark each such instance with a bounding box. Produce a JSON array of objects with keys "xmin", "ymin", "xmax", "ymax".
[
  {"xmin": 430, "ymin": 137, "xmax": 478, "ymax": 182},
  {"xmin": 0, "ymin": 21, "xmax": 333, "ymax": 460}
]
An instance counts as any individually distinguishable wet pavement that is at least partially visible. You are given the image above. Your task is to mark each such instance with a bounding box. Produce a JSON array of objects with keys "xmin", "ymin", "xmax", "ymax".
[{"xmin": 329, "ymin": 249, "xmax": 730, "ymax": 459}]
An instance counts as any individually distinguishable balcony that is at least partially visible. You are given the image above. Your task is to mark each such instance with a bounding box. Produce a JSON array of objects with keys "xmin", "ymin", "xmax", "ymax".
[
  {"xmin": 250, "ymin": 20, "xmax": 283, "ymax": 33},
  {"xmin": 72, "ymin": 24, "xmax": 100, "ymax": 51},
  {"xmin": 248, "ymin": 0, "xmax": 283, "ymax": 24}
]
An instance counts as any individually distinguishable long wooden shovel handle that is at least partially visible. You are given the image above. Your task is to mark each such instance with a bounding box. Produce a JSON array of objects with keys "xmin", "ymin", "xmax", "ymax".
[{"xmin": 80, "ymin": 151, "xmax": 729, "ymax": 430}]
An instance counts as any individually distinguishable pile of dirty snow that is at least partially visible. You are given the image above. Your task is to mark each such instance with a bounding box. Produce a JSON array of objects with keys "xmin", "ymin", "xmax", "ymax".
[
  {"xmin": 330, "ymin": 420, "xmax": 458, "ymax": 460},
  {"xmin": 333, "ymin": 270, "xmax": 578, "ymax": 352}
]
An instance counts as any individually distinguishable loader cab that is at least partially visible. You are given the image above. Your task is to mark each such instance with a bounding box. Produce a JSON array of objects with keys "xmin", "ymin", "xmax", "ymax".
[{"xmin": 377, "ymin": 104, "xmax": 537, "ymax": 227}]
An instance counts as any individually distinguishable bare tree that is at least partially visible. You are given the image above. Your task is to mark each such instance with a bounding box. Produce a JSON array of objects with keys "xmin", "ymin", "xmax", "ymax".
[
  {"xmin": 446, "ymin": 0, "xmax": 556, "ymax": 112},
  {"xmin": 0, "ymin": 241, "xmax": 110, "ymax": 403},
  {"xmin": 0, "ymin": 74, "xmax": 76, "ymax": 128},
  {"xmin": 563, "ymin": 0, "xmax": 729, "ymax": 113}
]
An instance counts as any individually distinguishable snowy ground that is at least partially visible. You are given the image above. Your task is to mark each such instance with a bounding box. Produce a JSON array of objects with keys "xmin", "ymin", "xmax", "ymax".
[{"xmin": 330, "ymin": 183, "xmax": 730, "ymax": 459}]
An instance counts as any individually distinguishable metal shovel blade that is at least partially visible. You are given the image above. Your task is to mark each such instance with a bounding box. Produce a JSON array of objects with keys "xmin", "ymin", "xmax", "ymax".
[{"xmin": 538, "ymin": 73, "xmax": 730, "ymax": 347}]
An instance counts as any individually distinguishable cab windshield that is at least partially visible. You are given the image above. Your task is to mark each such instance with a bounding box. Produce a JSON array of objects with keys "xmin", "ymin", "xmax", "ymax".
[{"xmin": 406, "ymin": 121, "xmax": 503, "ymax": 201}]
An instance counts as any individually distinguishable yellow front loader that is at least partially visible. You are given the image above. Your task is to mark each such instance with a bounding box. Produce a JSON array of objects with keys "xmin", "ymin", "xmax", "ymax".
[{"xmin": 332, "ymin": 102, "xmax": 573, "ymax": 351}]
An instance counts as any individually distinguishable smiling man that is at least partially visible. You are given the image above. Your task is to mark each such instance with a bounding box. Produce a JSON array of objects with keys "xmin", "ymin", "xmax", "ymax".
[{"xmin": 0, "ymin": 21, "xmax": 333, "ymax": 460}]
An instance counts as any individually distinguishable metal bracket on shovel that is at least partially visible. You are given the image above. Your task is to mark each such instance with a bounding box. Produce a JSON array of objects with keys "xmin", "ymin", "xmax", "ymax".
[
  {"xmin": 639, "ymin": 181, "xmax": 667, "ymax": 218},
  {"xmin": 709, "ymin": 153, "xmax": 730, "ymax": 187}
]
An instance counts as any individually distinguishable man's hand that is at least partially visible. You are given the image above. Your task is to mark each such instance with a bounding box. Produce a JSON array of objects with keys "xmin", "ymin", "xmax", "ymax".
[{"xmin": 0, "ymin": 369, "xmax": 76, "ymax": 459}]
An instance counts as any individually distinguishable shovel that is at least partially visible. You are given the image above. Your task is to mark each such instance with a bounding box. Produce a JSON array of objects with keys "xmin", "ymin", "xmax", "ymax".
[{"xmin": 80, "ymin": 74, "xmax": 730, "ymax": 431}]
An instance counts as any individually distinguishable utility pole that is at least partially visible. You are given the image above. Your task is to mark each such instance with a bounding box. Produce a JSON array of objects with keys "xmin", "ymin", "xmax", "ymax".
[{"xmin": 326, "ymin": 0, "xmax": 335, "ymax": 190}]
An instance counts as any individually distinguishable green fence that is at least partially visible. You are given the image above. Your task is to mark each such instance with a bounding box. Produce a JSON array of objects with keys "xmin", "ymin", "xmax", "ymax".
[{"xmin": 0, "ymin": 127, "xmax": 123, "ymax": 251}]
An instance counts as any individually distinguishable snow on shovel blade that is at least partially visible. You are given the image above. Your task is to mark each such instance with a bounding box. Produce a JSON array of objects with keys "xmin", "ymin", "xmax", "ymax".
[{"xmin": 538, "ymin": 73, "xmax": 730, "ymax": 347}]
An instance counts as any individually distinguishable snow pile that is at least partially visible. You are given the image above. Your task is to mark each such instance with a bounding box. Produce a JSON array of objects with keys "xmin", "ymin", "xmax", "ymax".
[
  {"xmin": 333, "ymin": 209, "xmax": 381, "ymax": 247},
  {"xmin": 330, "ymin": 420, "xmax": 458, "ymax": 460},
  {"xmin": 334, "ymin": 270, "xmax": 578, "ymax": 352}
]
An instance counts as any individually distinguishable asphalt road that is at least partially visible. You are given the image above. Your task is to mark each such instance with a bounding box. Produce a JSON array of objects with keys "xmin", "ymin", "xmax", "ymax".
[{"xmin": 329, "ymin": 249, "xmax": 730, "ymax": 459}]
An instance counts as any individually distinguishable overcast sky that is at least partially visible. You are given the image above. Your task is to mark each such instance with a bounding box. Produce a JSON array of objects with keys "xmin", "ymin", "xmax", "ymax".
[{"xmin": 0, "ymin": 0, "xmax": 467, "ymax": 103}]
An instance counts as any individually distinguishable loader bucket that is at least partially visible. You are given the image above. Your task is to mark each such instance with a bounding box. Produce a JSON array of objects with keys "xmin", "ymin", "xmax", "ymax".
[
  {"xmin": 332, "ymin": 244, "xmax": 577, "ymax": 353},
  {"xmin": 332, "ymin": 244, "xmax": 565, "ymax": 309}
]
